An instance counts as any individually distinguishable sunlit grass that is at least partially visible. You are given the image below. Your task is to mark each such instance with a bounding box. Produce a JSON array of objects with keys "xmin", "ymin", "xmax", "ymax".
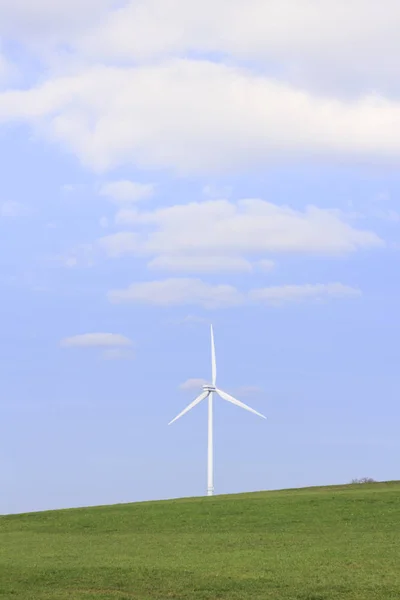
[{"xmin": 1, "ymin": 481, "xmax": 400, "ymax": 599}]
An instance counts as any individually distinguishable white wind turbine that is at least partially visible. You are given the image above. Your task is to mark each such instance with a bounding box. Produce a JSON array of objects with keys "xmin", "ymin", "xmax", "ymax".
[{"xmin": 169, "ymin": 325, "xmax": 266, "ymax": 496}]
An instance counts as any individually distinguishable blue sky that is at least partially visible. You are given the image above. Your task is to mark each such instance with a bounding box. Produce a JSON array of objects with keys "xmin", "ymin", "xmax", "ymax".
[{"xmin": 0, "ymin": 0, "xmax": 400, "ymax": 514}]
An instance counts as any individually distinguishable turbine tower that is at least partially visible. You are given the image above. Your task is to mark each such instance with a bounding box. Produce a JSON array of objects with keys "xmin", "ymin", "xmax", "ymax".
[{"xmin": 169, "ymin": 325, "xmax": 266, "ymax": 496}]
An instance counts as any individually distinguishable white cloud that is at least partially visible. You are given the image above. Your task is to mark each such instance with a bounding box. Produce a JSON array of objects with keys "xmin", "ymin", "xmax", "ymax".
[
  {"xmin": 0, "ymin": 0, "xmax": 116, "ymax": 41},
  {"xmin": 179, "ymin": 378, "xmax": 207, "ymax": 390},
  {"xmin": 102, "ymin": 347, "xmax": 135, "ymax": 360},
  {"xmin": 74, "ymin": 0, "xmax": 400, "ymax": 96},
  {"xmin": 147, "ymin": 255, "xmax": 253, "ymax": 273},
  {"xmin": 374, "ymin": 191, "xmax": 391, "ymax": 203},
  {"xmin": 108, "ymin": 278, "xmax": 243, "ymax": 309},
  {"xmin": 61, "ymin": 183, "xmax": 87, "ymax": 194},
  {"xmin": 59, "ymin": 243, "xmax": 95, "ymax": 268},
  {"xmin": 59, "ymin": 196, "xmax": 383, "ymax": 275},
  {"xmin": 1, "ymin": 60, "xmax": 400, "ymax": 174},
  {"xmin": 61, "ymin": 184, "xmax": 75, "ymax": 193},
  {"xmin": 105, "ymin": 199, "xmax": 382, "ymax": 261},
  {"xmin": 0, "ymin": 201, "xmax": 30, "ymax": 217},
  {"xmin": 60, "ymin": 332, "xmax": 132, "ymax": 348},
  {"xmin": 257, "ymin": 259, "xmax": 275, "ymax": 272},
  {"xmin": 2, "ymin": 1, "xmax": 400, "ymax": 98},
  {"xmin": 64, "ymin": 256, "xmax": 78, "ymax": 268},
  {"xmin": 202, "ymin": 184, "xmax": 232, "ymax": 199},
  {"xmin": 170, "ymin": 314, "xmax": 209, "ymax": 326},
  {"xmin": 249, "ymin": 283, "xmax": 361, "ymax": 305},
  {"xmin": 99, "ymin": 180, "xmax": 155, "ymax": 204},
  {"xmin": 98, "ymin": 232, "xmax": 138, "ymax": 257},
  {"xmin": 107, "ymin": 278, "xmax": 361, "ymax": 309}
]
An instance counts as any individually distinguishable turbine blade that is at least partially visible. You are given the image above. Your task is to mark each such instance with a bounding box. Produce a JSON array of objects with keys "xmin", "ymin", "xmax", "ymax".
[
  {"xmin": 168, "ymin": 391, "xmax": 209, "ymax": 425},
  {"xmin": 216, "ymin": 388, "xmax": 266, "ymax": 419},
  {"xmin": 211, "ymin": 324, "xmax": 217, "ymax": 386}
]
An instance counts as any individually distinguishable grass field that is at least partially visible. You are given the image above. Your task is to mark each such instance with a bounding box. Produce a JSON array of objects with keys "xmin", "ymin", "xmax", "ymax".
[{"xmin": 1, "ymin": 481, "xmax": 400, "ymax": 599}]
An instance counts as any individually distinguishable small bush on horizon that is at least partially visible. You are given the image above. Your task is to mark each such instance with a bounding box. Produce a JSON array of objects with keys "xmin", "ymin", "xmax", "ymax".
[{"xmin": 351, "ymin": 477, "xmax": 376, "ymax": 484}]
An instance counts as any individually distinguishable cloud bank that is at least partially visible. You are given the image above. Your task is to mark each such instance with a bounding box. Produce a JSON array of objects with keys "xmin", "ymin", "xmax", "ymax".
[
  {"xmin": 108, "ymin": 278, "xmax": 361, "ymax": 309},
  {"xmin": 60, "ymin": 333, "xmax": 132, "ymax": 348}
]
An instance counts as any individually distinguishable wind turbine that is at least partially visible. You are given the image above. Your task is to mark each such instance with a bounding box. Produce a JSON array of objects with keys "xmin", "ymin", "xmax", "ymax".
[{"xmin": 169, "ymin": 325, "xmax": 265, "ymax": 496}]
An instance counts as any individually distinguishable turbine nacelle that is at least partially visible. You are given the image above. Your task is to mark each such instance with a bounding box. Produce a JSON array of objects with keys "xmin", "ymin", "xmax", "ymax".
[{"xmin": 202, "ymin": 383, "xmax": 216, "ymax": 393}]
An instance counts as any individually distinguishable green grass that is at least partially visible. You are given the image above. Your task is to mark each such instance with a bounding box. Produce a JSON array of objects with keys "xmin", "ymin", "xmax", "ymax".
[{"xmin": 1, "ymin": 481, "xmax": 400, "ymax": 599}]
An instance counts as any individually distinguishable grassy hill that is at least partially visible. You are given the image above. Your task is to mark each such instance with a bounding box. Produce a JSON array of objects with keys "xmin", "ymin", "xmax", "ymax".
[{"xmin": 1, "ymin": 481, "xmax": 400, "ymax": 600}]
